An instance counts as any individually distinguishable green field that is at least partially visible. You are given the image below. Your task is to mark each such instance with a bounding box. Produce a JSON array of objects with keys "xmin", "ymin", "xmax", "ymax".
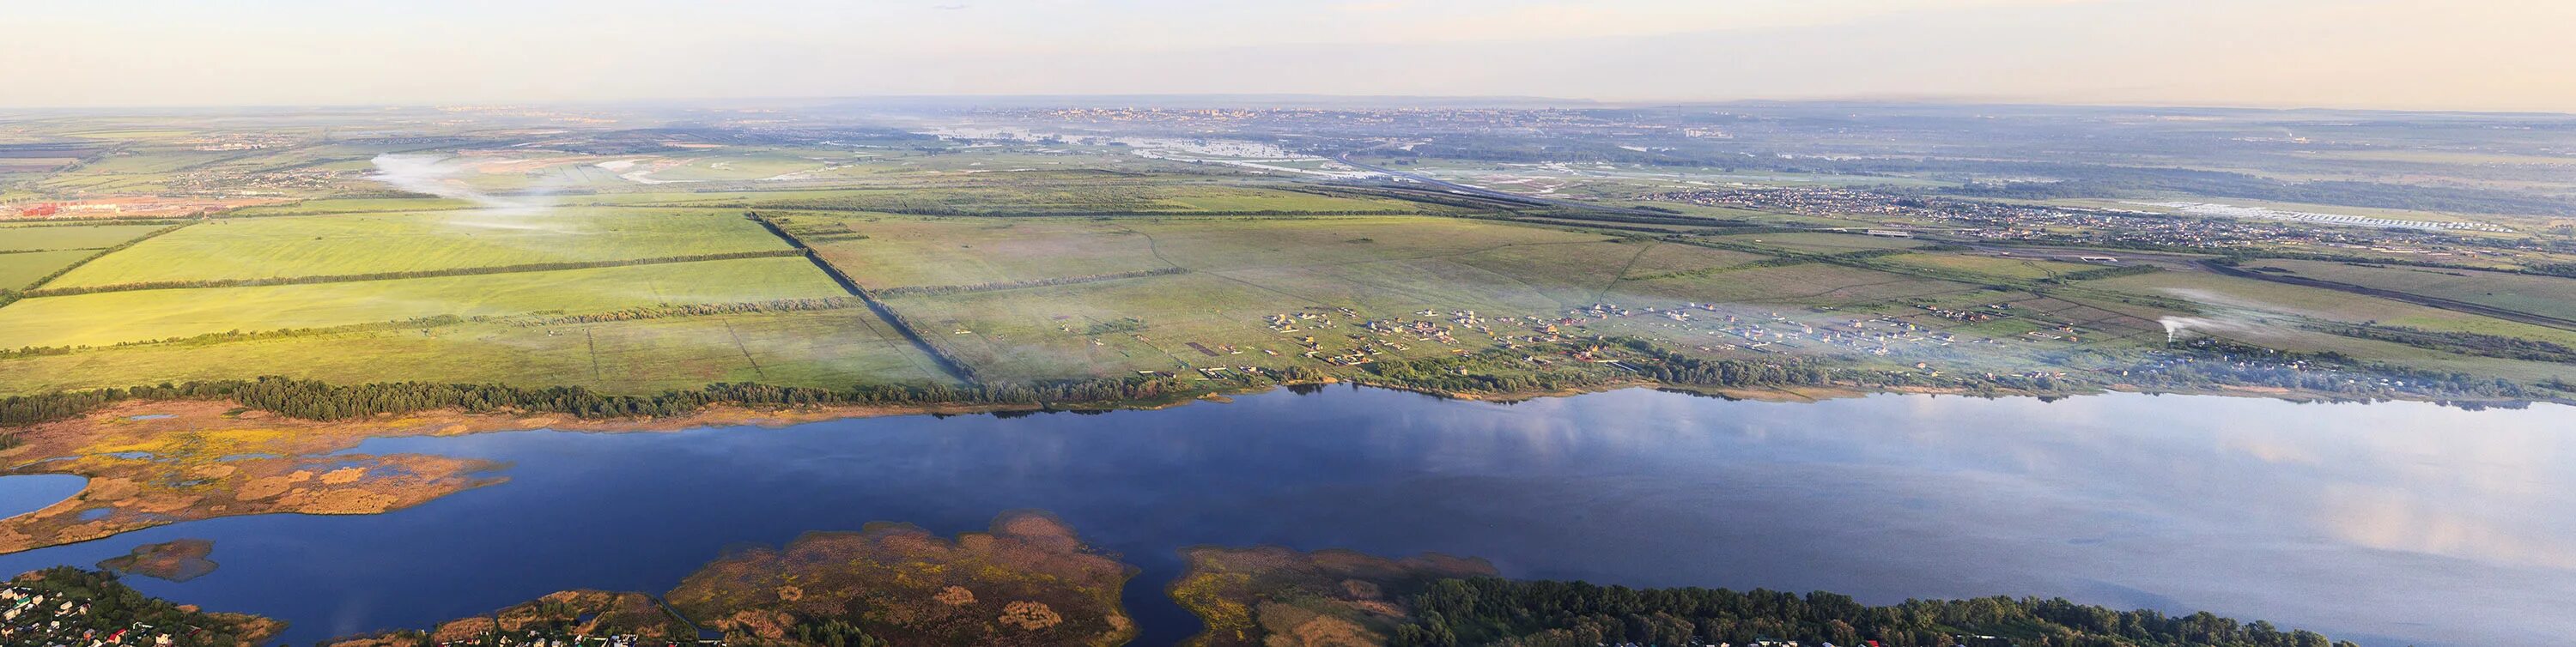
[
  {"xmin": 2248, "ymin": 259, "xmax": 2576, "ymax": 323},
  {"xmin": 0, "ymin": 224, "xmax": 167, "ymax": 252},
  {"xmin": 0, "ymin": 257, "xmax": 847, "ymax": 348},
  {"xmin": 2083, "ymin": 269, "xmax": 2576, "ymax": 347},
  {"xmin": 0, "ymin": 308, "xmax": 952, "ymax": 394},
  {"xmin": 46, "ymin": 209, "xmax": 790, "ymax": 287},
  {"xmin": 817, "ymin": 215, "xmax": 1995, "ymax": 382},
  {"xmin": 1881, "ymin": 252, "xmax": 2102, "ymax": 281},
  {"xmin": 751, "ymin": 183, "xmax": 1443, "ymax": 216},
  {"xmin": 0, "ymin": 250, "xmax": 97, "ymax": 289}
]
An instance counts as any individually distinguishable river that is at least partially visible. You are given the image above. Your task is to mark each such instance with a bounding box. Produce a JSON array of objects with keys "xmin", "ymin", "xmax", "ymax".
[{"xmin": 0, "ymin": 387, "xmax": 2567, "ymax": 646}]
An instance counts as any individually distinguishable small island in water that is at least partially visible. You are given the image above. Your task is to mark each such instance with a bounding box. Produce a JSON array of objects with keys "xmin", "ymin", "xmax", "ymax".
[{"xmin": 94, "ymin": 538, "xmax": 218, "ymax": 583}]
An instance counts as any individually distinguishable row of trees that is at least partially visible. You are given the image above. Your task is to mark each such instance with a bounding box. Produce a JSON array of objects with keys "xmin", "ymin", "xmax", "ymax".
[
  {"xmin": 1390, "ymin": 577, "xmax": 2354, "ymax": 647},
  {"xmin": 0, "ymin": 364, "xmax": 1343, "ymax": 427},
  {"xmin": 1612, "ymin": 338, "xmax": 1837, "ymax": 388},
  {"xmin": 872, "ymin": 267, "xmax": 1188, "ymax": 298},
  {"xmin": 511, "ymin": 298, "xmax": 860, "ymax": 326}
]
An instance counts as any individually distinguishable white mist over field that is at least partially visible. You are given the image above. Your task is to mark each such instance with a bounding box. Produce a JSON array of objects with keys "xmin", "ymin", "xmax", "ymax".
[{"xmin": 368, "ymin": 154, "xmax": 573, "ymax": 232}]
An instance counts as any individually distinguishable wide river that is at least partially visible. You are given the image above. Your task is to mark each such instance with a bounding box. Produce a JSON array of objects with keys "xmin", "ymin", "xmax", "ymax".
[{"xmin": 1, "ymin": 387, "xmax": 2569, "ymax": 646}]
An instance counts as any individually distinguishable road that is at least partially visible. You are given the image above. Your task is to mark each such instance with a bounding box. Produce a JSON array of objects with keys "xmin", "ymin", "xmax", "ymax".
[{"xmin": 1333, "ymin": 154, "xmax": 1685, "ymax": 218}]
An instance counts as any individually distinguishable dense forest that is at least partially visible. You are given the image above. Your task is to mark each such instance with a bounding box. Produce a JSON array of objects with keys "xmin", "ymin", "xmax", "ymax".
[{"xmin": 1388, "ymin": 578, "xmax": 2356, "ymax": 647}]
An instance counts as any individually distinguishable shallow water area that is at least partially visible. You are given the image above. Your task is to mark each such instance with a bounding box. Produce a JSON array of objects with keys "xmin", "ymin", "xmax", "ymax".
[{"xmin": 0, "ymin": 474, "xmax": 87, "ymax": 518}]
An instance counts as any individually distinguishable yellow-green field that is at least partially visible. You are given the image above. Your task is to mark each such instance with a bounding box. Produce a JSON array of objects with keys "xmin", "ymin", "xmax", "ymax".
[
  {"xmin": 0, "ymin": 257, "xmax": 846, "ymax": 348},
  {"xmin": 46, "ymin": 209, "xmax": 789, "ymax": 287},
  {"xmin": 0, "ymin": 224, "xmax": 167, "ymax": 252},
  {"xmin": 0, "ymin": 250, "xmax": 96, "ymax": 289},
  {"xmin": 0, "ymin": 308, "xmax": 952, "ymax": 394}
]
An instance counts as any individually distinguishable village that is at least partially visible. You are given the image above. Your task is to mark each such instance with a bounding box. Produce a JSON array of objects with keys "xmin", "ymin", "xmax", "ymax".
[
  {"xmin": 4, "ymin": 582, "xmax": 184, "ymax": 647},
  {"xmin": 1644, "ymin": 187, "xmax": 2533, "ymax": 260}
]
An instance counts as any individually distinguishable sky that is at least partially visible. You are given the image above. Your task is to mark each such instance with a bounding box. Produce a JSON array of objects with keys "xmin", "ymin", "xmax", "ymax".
[{"xmin": 6, "ymin": 0, "xmax": 2572, "ymax": 112}]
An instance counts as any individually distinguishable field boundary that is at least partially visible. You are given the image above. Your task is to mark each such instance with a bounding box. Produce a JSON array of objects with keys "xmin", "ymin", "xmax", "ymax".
[
  {"xmin": 20, "ymin": 249, "xmax": 808, "ymax": 298},
  {"xmin": 746, "ymin": 211, "xmax": 977, "ymax": 384},
  {"xmin": 872, "ymin": 268, "xmax": 1190, "ymax": 298},
  {"xmin": 5, "ymin": 222, "xmax": 194, "ymax": 302}
]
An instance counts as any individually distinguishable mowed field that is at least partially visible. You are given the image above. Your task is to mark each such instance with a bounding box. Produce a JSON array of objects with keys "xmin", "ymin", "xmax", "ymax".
[
  {"xmin": 46, "ymin": 208, "xmax": 790, "ymax": 287},
  {"xmin": 2248, "ymin": 259, "xmax": 2576, "ymax": 324},
  {"xmin": 0, "ymin": 257, "xmax": 848, "ymax": 348}
]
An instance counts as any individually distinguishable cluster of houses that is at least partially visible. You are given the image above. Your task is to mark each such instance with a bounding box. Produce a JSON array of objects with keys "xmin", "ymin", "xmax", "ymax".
[
  {"xmin": 3, "ymin": 584, "xmax": 173, "ymax": 647},
  {"xmin": 1646, "ymin": 187, "xmax": 2516, "ymax": 261}
]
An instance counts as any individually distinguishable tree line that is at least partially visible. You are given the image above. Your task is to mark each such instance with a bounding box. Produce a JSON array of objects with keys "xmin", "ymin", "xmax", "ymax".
[
  {"xmin": 1388, "ymin": 577, "xmax": 2354, "ymax": 647},
  {"xmin": 872, "ymin": 267, "xmax": 1188, "ymax": 298},
  {"xmin": 510, "ymin": 298, "xmax": 860, "ymax": 326},
  {"xmin": 0, "ymin": 365, "xmax": 1346, "ymax": 428}
]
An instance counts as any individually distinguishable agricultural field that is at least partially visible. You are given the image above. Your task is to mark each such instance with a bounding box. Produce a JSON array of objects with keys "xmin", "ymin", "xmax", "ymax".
[
  {"xmin": 2081, "ymin": 269, "xmax": 2576, "ymax": 348},
  {"xmin": 819, "ymin": 214, "xmax": 2009, "ymax": 383},
  {"xmin": 805, "ymin": 215, "xmax": 1166, "ymax": 288},
  {"xmin": 0, "ymin": 250, "xmax": 97, "ymax": 288},
  {"xmin": 0, "ymin": 256, "xmax": 847, "ymax": 348},
  {"xmin": 0, "ymin": 307, "xmax": 952, "ymax": 395},
  {"xmin": 748, "ymin": 182, "xmax": 1444, "ymax": 216},
  {"xmin": 2244, "ymin": 259, "xmax": 2576, "ymax": 324},
  {"xmin": 1879, "ymin": 251, "xmax": 2102, "ymax": 281},
  {"xmin": 0, "ymin": 223, "xmax": 169, "ymax": 251},
  {"xmin": 45, "ymin": 208, "xmax": 790, "ymax": 287}
]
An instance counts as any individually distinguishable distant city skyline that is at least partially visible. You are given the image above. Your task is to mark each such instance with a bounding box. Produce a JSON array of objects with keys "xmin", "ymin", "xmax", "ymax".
[{"xmin": 8, "ymin": 0, "xmax": 2571, "ymax": 112}]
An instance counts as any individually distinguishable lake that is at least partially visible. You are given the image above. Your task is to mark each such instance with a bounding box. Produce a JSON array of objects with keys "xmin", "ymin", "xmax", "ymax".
[{"xmin": 0, "ymin": 386, "xmax": 2568, "ymax": 646}]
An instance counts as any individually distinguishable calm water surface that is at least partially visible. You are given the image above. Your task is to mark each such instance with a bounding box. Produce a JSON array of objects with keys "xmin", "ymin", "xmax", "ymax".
[{"xmin": 0, "ymin": 387, "xmax": 2568, "ymax": 646}]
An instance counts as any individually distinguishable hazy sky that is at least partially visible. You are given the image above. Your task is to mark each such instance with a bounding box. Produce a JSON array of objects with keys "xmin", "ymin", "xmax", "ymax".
[{"xmin": 9, "ymin": 0, "xmax": 2571, "ymax": 112}]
